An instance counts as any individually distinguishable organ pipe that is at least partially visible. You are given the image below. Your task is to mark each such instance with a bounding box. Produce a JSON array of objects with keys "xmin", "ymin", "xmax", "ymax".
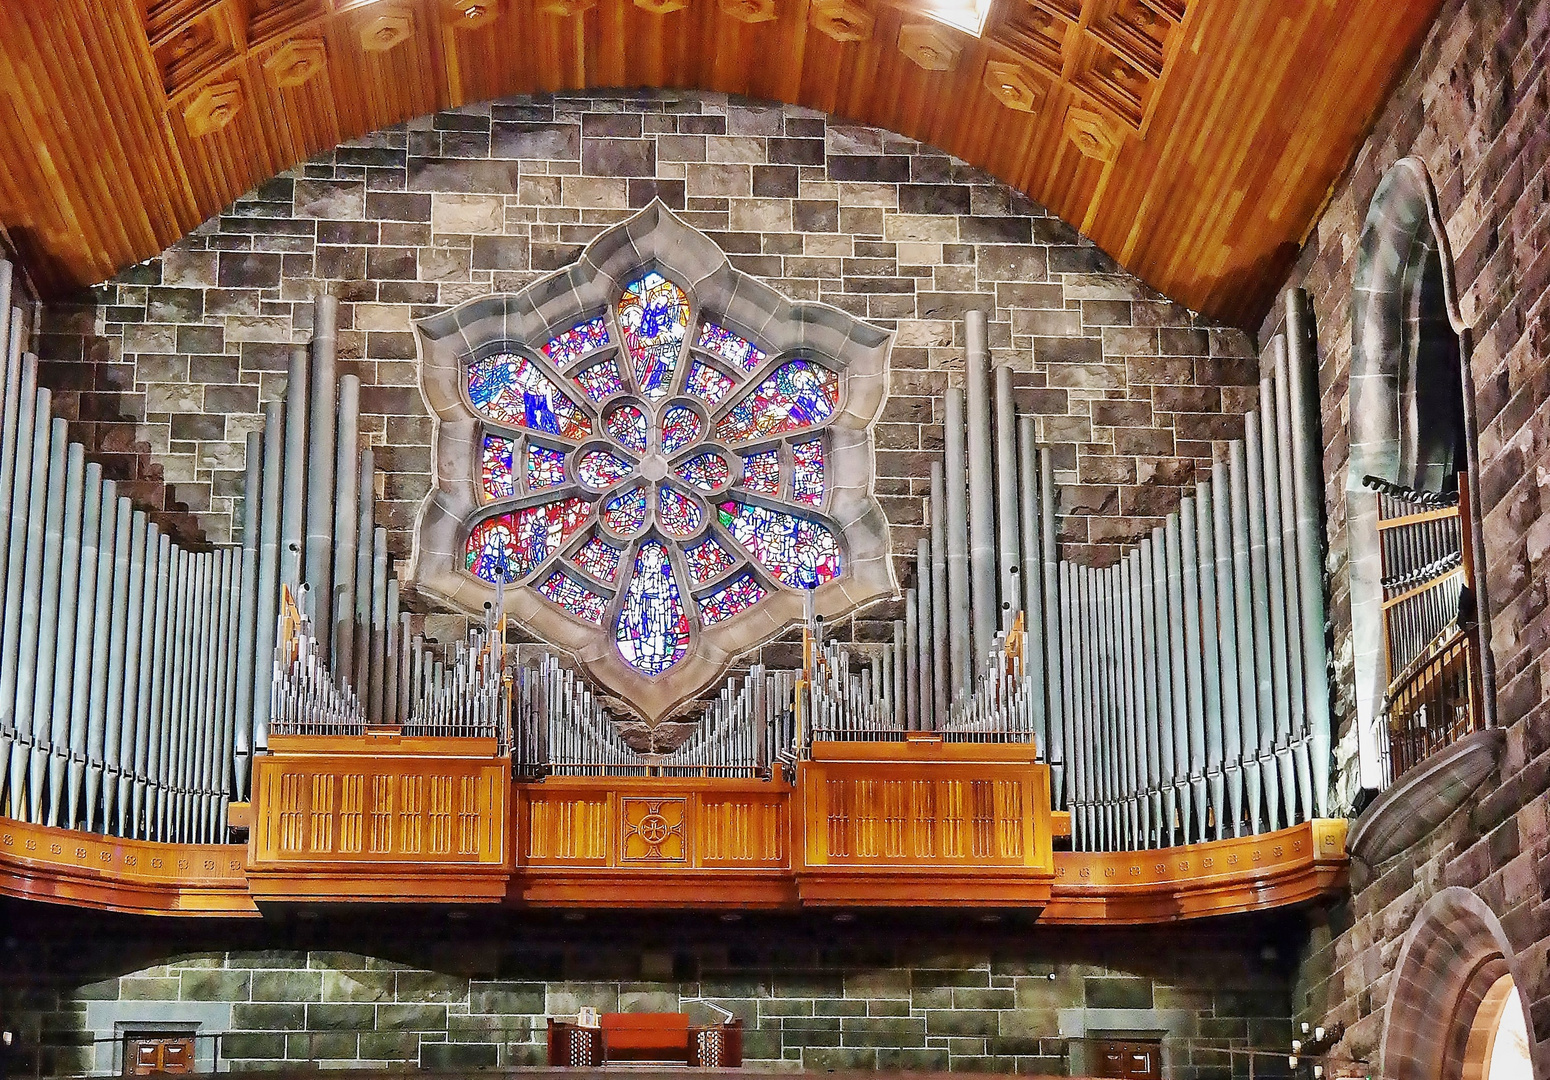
[{"xmin": 965, "ymin": 312, "xmax": 997, "ymax": 678}]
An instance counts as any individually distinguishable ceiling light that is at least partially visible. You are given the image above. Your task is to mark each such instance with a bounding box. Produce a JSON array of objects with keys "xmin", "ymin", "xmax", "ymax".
[{"xmin": 916, "ymin": 0, "xmax": 991, "ymax": 38}]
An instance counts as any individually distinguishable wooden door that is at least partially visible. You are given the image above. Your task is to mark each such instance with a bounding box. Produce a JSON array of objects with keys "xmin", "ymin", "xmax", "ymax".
[
  {"xmin": 125, "ymin": 1037, "xmax": 195, "ymax": 1075},
  {"xmin": 1095, "ymin": 1039, "xmax": 1162, "ymax": 1079}
]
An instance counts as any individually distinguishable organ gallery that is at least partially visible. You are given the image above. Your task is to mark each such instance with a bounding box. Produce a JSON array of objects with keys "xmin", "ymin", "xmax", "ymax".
[{"xmin": 0, "ymin": 1, "xmax": 1543, "ymax": 1078}]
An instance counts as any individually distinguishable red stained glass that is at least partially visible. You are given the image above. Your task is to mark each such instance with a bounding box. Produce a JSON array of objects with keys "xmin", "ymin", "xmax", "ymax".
[
  {"xmin": 538, "ymin": 570, "xmax": 610, "ymax": 624},
  {"xmin": 715, "ymin": 359, "xmax": 839, "ymax": 443},
  {"xmin": 481, "ymin": 434, "xmax": 516, "ymax": 501},
  {"xmin": 792, "ymin": 439, "xmax": 824, "ymax": 506},
  {"xmin": 465, "ymin": 497, "xmax": 591, "ymax": 583},
  {"xmin": 698, "ymin": 572, "xmax": 767, "ymax": 626},
  {"xmin": 604, "ymin": 403, "xmax": 649, "ymax": 453}
]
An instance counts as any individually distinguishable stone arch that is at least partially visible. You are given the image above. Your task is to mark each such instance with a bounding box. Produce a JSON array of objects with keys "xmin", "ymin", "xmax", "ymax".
[
  {"xmin": 1345, "ymin": 156, "xmax": 1494, "ymax": 790},
  {"xmin": 1379, "ymin": 887, "xmax": 1539, "ymax": 1080}
]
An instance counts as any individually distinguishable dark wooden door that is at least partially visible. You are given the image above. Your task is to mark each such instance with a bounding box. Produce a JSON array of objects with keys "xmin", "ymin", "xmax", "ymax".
[
  {"xmin": 1095, "ymin": 1039, "xmax": 1162, "ymax": 1079},
  {"xmin": 125, "ymin": 1037, "xmax": 195, "ymax": 1075}
]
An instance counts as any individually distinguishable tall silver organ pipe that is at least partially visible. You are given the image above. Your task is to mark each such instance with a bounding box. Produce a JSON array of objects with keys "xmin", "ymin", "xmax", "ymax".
[{"xmin": 964, "ymin": 311, "xmax": 997, "ymax": 678}]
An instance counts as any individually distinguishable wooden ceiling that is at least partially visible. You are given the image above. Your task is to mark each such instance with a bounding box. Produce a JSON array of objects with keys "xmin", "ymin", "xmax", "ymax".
[{"xmin": 0, "ymin": 0, "xmax": 1439, "ymax": 327}]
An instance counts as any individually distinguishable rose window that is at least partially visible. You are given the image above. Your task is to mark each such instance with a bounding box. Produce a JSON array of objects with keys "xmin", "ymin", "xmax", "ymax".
[{"xmin": 412, "ymin": 202, "xmax": 894, "ymax": 722}]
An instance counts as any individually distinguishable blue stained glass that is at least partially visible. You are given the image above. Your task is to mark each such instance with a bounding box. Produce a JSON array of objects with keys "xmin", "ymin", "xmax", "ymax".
[
  {"xmin": 577, "ymin": 448, "xmax": 634, "ymax": 490},
  {"xmin": 699, "ymin": 572, "xmax": 767, "ymax": 626},
  {"xmin": 685, "ymin": 359, "xmax": 734, "ymax": 405},
  {"xmin": 542, "ymin": 315, "xmax": 612, "ymax": 366},
  {"xmin": 696, "ymin": 322, "xmax": 767, "ymax": 372},
  {"xmin": 657, "ymin": 486, "xmax": 703, "ymax": 539},
  {"xmin": 526, "ymin": 443, "xmax": 567, "ymax": 491},
  {"xmin": 676, "ymin": 451, "xmax": 730, "ymax": 492},
  {"xmin": 481, "ymin": 434, "xmax": 516, "ymax": 501},
  {"xmin": 792, "ymin": 439, "xmax": 824, "ymax": 506},
  {"xmin": 573, "ymin": 357, "xmax": 625, "ymax": 402},
  {"xmin": 538, "ymin": 570, "xmax": 609, "ymax": 624},
  {"xmin": 684, "ymin": 536, "xmax": 737, "ymax": 584},
  {"xmin": 602, "ymin": 484, "xmax": 649, "ymax": 535},
  {"xmin": 571, "ymin": 533, "xmax": 622, "ymax": 583},
  {"xmin": 465, "ymin": 497, "xmax": 592, "ymax": 583},
  {"xmin": 740, "ymin": 448, "xmax": 780, "ymax": 494},
  {"xmin": 717, "ymin": 501, "xmax": 842, "ymax": 588},
  {"xmin": 618, "ymin": 272, "xmax": 689, "ymax": 401},
  {"xmin": 660, "ymin": 404, "xmax": 700, "ymax": 454},
  {"xmin": 466, "ymin": 352, "xmax": 592, "ymax": 440},
  {"xmin": 715, "ymin": 359, "xmax": 839, "ymax": 443},
  {"xmin": 605, "ymin": 403, "xmax": 649, "ymax": 453},
  {"xmin": 615, "ymin": 539, "xmax": 690, "ymax": 675}
]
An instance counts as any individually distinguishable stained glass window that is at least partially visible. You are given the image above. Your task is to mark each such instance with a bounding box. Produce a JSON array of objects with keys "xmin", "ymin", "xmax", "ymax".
[
  {"xmin": 698, "ymin": 572, "xmax": 768, "ymax": 626},
  {"xmin": 481, "ymin": 434, "xmax": 516, "ymax": 501},
  {"xmin": 526, "ymin": 443, "xmax": 567, "ymax": 491},
  {"xmin": 696, "ymin": 322, "xmax": 767, "ymax": 372},
  {"xmin": 573, "ymin": 357, "xmax": 625, "ymax": 402},
  {"xmin": 618, "ymin": 272, "xmax": 689, "ymax": 401},
  {"xmin": 792, "ymin": 439, "xmax": 824, "ymax": 506},
  {"xmin": 465, "ymin": 497, "xmax": 591, "ymax": 583},
  {"xmin": 571, "ymin": 533, "xmax": 622, "ymax": 583},
  {"xmin": 740, "ymin": 448, "xmax": 780, "ymax": 494},
  {"xmin": 538, "ymin": 570, "xmax": 609, "ymax": 625},
  {"xmin": 467, "ymin": 352, "xmax": 592, "ymax": 440},
  {"xmin": 615, "ymin": 540, "xmax": 690, "ymax": 676},
  {"xmin": 660, "ymin": 405, "xmax": 701, "ymax": 454},
  {"xmin": 676, "ymin": 451, "xmax": 731, "ymax": 492},
  {"xmin": 715, "ymin": 359, "xmax": 839, "ymax": 443},
  {"xmin": 657, "ymin": 486, "xmax": 703, "ymax": 539},
  {"xmin": 685, "ymin": 359, "xmax": 734, "ymax": 406},
  {"xmin": 542, "ymin": 315, "xmax": 611, "ymax": 367},
  {"xmin": 684, "ymin": 536, "xmax": 737, "ymax": 584},
  {"xmin": 602, "ymin": 483, "xmax": 649, "ymax": 535},
  {"xmin": 604, "ymin": 403, "xmax": 649, "ymax": 453},
  {"xmin": 717, "ymin": 501, "xmax": 842, "ymax": 588},
  {"xmin": 577, "ymin": 449, "xmax": 634, "ymax": 490}
]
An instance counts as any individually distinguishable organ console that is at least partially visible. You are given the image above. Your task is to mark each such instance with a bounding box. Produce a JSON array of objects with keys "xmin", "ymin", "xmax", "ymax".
[{"xmin": 0, "ymin": 257, "xmax": 1347, "ymax": 919}]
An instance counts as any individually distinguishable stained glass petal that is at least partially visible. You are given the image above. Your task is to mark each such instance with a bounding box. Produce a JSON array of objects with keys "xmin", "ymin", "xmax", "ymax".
[
  {"xmin": 541, "ymin": 315, "xmax": 612, "ymax": 366},
  {"xmin": 602, "ymin": 483, "xmax": 649, "ymax": 536},
  {"xmin": 538, "ymin": 570, "xmax": 610, "ymax": 625},
  {"xmin": 791, "ymin": 439, "xmax": 825, "ymax": 506},
  {"xmin": 660, "ymin": 404, "xmax": 701, "ymax": 454},
  {"xmin": 714, "ymin": 359, "xmax": 839, "ymax": 443},
  {"xmin": 615, "ymin": 539, "xmax": 690, "ymax": 675},
  {"xmin": 716, "ymin": 501, "xmax": 842, "ymax": 588},
  {"xmin": 657, "ymin": 485, "xmax": 704, "ymax": 540},
  {"xmin": 481, "ymin": 434, "xmax": 516, "ymax": 501},
  {"xmin": 465, "ymin": 497, "xmax": 592, "ymax": 583},
  {"xmin": 685, "ymin": 359, "xmax": 734, "ymax": 406},
  {"xmin": 698, "ymin": 572, "xmax": 768, "ymax": 626},
  {"xmin": 696, "ymin": 322, "xmax": 767, "ymax": 372},
  {"xmin": 618, "ymin": 272, "xmax": 689, "ymax": 402},
  {"xmin": 573, "ymin": 357, "xmax": 625, "ymax": 402},
  {"xmin": 604, "ymin": 403, "xmax": 649, "ymax": 453},
  {"xmin": 466, "ymin": 352, "xmax": 592, "ymax": 440},
  {"xmin": 676, "ymin": 451, "xmax": 731, "ymax": 493},
  {"xmin": 526, "ymin": 443, "xmax": 567, "ymax": 491},
  {"xmin": 577, "ymin": 448, "xmax": 634, "ymax": 490},
  {"xmin": 684, "ymin": 536, "xmax": 737, "ymax": 584}
]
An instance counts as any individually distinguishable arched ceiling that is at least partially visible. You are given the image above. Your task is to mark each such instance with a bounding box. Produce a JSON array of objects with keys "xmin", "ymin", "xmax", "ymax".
[{"xmin": 0, "ymin": 0, "xmax": 1439, "ymax": 327}]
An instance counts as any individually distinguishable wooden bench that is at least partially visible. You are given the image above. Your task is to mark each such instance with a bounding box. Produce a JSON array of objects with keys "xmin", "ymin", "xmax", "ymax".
[{"xmin": 547, "ymin": 1012, "xmax": 743, "ymax": 1067}]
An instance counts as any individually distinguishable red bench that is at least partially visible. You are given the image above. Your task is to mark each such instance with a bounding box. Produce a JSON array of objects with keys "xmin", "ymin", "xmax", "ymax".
[{"xmin": 547, "ymin": 1012, "xmax": 743, "ymax": 1067}]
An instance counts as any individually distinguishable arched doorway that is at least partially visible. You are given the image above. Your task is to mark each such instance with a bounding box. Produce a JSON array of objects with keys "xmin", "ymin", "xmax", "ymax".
[{"xmin": 1463, "ymin": 974, "xmax": 1534, "ymax": 1080}]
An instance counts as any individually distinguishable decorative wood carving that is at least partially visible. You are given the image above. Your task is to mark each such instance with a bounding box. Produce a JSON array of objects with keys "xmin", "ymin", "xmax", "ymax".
[
  {"xmin": 263, "ymin": 37, "xmax": 326, "ymax": 89},
  {"xmin": 358, "ymin": 7, "xmax": 415, "ymax": 52},
  {"xmin": 443, "ymin": 0, "xmax": 501, "ymax": 30},
  {"xmin": 809, "ymin": 0, "xmax": 874, "ymax": 43},
  {"xmin": 898, "ymin": 23, "xmax": 963, "ymax": 72},
  {"xmin": 719, "ymin": 0, "xmax": 778, "ymax": 24},
  {"xmin": 984, "ymin": 59, "xmax": 1047, "ymax": 113},
  {"xmin": 181, "ymin": 79, "xmax": 244, "ymax": 137},
  {"xmin": 1065, "ymin": 104, "xmax": 1122, "ymax": 160},
  {"xmin": 635, "ymin": 0, "xmax": 691, "ymax": 14}
]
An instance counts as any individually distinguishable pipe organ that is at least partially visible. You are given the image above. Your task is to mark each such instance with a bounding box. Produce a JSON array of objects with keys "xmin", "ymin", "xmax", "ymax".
[{"xmin": 0, "ymin": 258, "xmax": 1347, "ymax": 917}]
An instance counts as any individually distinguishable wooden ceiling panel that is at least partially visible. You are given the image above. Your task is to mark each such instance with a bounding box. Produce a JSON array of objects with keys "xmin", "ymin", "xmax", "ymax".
[{"xmin": 0, "ymin": 0, "xmax": 1440, "ymax": 325}]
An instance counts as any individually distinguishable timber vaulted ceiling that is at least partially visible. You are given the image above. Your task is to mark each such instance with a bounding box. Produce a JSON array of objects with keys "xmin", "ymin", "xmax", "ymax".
[{"xmin": 0, "ymin": 0, "xmax": 1439, "ymax": 327}]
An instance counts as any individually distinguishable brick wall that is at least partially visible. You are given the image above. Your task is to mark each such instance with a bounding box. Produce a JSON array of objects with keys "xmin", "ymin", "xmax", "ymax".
[
  {"xmin": 1257, "ymin": 0, "xmax": 1550, "ymax": 1065},
  {"xmin": 1, "ymin": 903, "xmax": 1298, "ymax": 1078},
  {"xmin": 34, "ymin": 91, "xmax": 1256, "ymax": 588}
]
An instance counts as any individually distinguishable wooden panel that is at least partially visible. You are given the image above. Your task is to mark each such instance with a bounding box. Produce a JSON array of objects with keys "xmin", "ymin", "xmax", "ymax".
[{"xmin": 0, "ymin": 0, "xmax": 1441, "ymax": 325}]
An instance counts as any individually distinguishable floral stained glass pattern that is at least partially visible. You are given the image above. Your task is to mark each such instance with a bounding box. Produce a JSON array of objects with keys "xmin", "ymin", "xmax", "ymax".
[
  {"xmin": 577, "ymin": 449, "xmax": 634, "ymax": 490},
  {"xmin": 715, "ymin": 359, "xmax": 839, "ymax": 443},
  {"xmin": 684, "ymin": 536, "xmax": 737, "ymax": 584},
  {"xmin": 676, "ymin": 452, "xmax": 730, "ymax": 492},
  {"xmin": 717, "ymin": 501, "xmax": 842, "ymax": 589},
  {"xmin": 573, "ymin": 358, "xmax": 625, "ymax": 402},
  {"xmin": 660, "ymin": 405, "xmax": 700, "ymax": 454},
  {"xmin": 685, "ymin": 360, "xmax": 734, "ymax": 406},
  {"xmin": 792, "ymin": 440, "xmax": 824, "ymax": 506},
  {"xmin": 467, "ymin": 353, "xmax": 592, "ymax": 440},
  {"xmin": 615, "ymin": 540, "xmax": 690, "ymax": 676},
  {"xmin": 526, "ymin": 444, "xmax": 567, "ymax": 491},
  {"xmin": 571, "ymin": 533, "xmax": 622, "ymax": 583},
  {"xmin": 605, "ymin": 403, "xmax": 649, "ymax": 453},
  {"xmin": 697, "ymin": 322, "xmax": 767, "ymax": 372},
  {"xmin": 538, "ymin": 570, "xmax": 609, "ymax": 624},
  {"xmin": 542, "ymin": 316, "xmax": 611, "ymax": 366},
  {"xmin": 657, "ymin": 486, "xmax": 703, "ymax": 539},
  {"xmin": 698, "ymin": 572, "xmax": 767, "ymax": 626},
  {"xmin": 740, "ymin": 449, "xmax": 780, "ymax": 494},
  {"xmin": 602, "ymin": 484, "xmax": 649, "ymax": 535},
  {"xmin": 618, "ymin": 272, "xmax": 689, "ymax": 401},
  {"xmin": 481, "ymin": 434, "xmax": 516, "ymax": 501},
  {"xmin": 465, "ymin": 497, "xmax": 591, "ymax": 583}
]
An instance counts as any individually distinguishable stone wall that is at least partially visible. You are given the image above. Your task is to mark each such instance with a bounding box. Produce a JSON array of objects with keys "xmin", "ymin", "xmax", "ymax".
[
  {"xmin": 1258, "ymin": 0, "xmax": 1550, "ymax": 1067},
  {"xmin": 34, "ymin": 90, "xmax": 1256, "ymax": 587},
  {"xmin": 0, "ymin": 903, "xmax": 1298, "ymax": 1078}
]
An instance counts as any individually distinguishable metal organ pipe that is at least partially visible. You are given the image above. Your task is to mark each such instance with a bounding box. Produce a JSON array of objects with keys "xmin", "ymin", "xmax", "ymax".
[
  {"xmin": 304, "ymin": 296, "xmax": 339, "ymax": 653},
  {"xmin": 1257, "ymin": 369, "xmax": 1297, "ymax": 824},
  {"xmin": 943, "ymin": 390, "xmax": 970, "ymax": 701},
  {"xmin": 964, "ymin": 312, "xmax": 997, "ymax": 678},
  {"xmin": 1243, "ymin": 412, "xmax": 1281, "ymax": 830},
  {"xmin": 280, "ymin": 347, "xmax": 308, "ymax": 592},
  {"xmin": 332, "ymin": 374, "xmax": 361, "ymax": 689},
  {"xmin": 928, "ymin": 462, "xmax": 948, "ymax": 728},
  {"xmin": 994, "ymin": 363, "xmax": 1020, "ymax": 629}
]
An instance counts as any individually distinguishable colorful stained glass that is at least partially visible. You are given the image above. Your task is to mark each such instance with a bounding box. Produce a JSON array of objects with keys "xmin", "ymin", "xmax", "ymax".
[
  {"xmin": 481, "ymin": 434, "xmax": 516, "ymax": 501},
  {"xmin": 542, "ymin": 315, "xmax": 612, "ymax": 366},
  {"xmin": 715, "ymin": 359, "xmax": 839, "ymax": 443},
  {"xmin": 526, "ymin": 443, "xmax": 567, "ymax": 491},
  {"xmin": 792, "ymin": 439, "xmax": 824, "ymax": 506},
  {"xmin": 571, "ymin": 533, "xmax": 622, "ymax": 583},
  {"xmin": 466, "ymin": 352, "xmax": 592, "ymax": 440},
  {"xmin": 685, "ymin": 359, "xmax": 734, "ymax": 406},
  {"xmin": 604, "ymin": 403, "xmax": 649, "ymax": 453},
  {"xmin": 615, "ymin": 539, "xmax": 690, "ymax": 675},
  {"xmin": 698, "ymin": 572, "xmax": 768, "ymax": 626},
  {"xmin": 538, "ymin": 570, "xmax": 609, "ymax": 624},
  {"xmin": 573, "ymin": 357, "xmax": 625, "ymax": 402},
  {"xmin": 660, "ymin": 404, "xmax": 701, "ymax": 453},
  {"xmin": 577, "ymin": 448, "xmax": 634, "ymax": 490},
  {"xmin": 602, "ymin": 484, "xmax": 649, "ymax": 535},
  {"xmin": 657, "ymin": 486, "xmax": 703, "ymax": 539},
  {"xmin": 676, "ymin": 451, "xmax": 731, "ymax": 493},
  {"xmin": 684, "ymin": 536, "xmax": 737, "ymax": 584},
  {"xmin": 740, "ymin": 448, "xmax": 780, "ymax": 494},
  {"xmin": 696, "ymin": 322, "xmax": 767, "ymax": 372},
  {"xmin": 717, "ymin": 501, "xmax": 842, "ymax": 588},
  {"xmin": 464, "ymin": 497, "xmax": 591, "ymax": 583},
  {"xmin": 618, "ymin": 272, "xmax": 689, "ymax": 401}
]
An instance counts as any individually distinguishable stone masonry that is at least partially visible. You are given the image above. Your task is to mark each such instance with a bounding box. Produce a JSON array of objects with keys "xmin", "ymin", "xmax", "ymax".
[{"xmin": 1257, "ymin": 0, "xmax": 1550, "ymax": 1066}]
